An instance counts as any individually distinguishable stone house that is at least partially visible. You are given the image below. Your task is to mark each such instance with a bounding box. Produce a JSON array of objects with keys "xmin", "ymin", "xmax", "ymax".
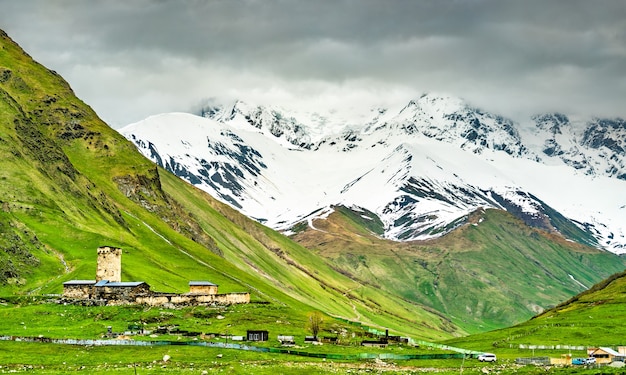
[
  {"xmin": 62, "ymin": 246, "xmax": 249, "ymax": 306},
  {"xmin": 93, "ymin": 280, "xmax": 151, "ymax": 300},
  {"xmin": 62, "ymin": 280, "xmax": 97, "ymax": 299},
  {"xmin": 188, "ymin": 281, "xmax": 218, "ymax": 295}
]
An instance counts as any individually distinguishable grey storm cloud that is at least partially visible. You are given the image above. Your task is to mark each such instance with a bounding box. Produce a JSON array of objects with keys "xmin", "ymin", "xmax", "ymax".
[{"xmin": 1, "ymin": 0, "xmax": 625, "ymax": 127}]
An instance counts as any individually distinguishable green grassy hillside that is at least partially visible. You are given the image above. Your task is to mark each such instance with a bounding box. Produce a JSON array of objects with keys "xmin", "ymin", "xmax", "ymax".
[
  {"xmin": 292, "ymin": 206, "xmax": 626, "ymax": 333},
  {"xmin": 0, "ymin": 29, "xmax": 460, "ymax": 341},
  {"xmin": 446, "ymin": 269, "xmax": 626, "ymax": 355}
]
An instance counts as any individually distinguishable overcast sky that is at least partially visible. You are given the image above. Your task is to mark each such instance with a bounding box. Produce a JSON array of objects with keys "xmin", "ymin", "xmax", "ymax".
[{"xmin": 1, "ymin": 0, "xmax": 625, "ymax": 128}]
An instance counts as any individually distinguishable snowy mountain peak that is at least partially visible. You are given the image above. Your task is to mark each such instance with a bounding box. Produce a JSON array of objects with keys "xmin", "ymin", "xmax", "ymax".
[
  {"xmin": 383, "ymin": 95, "xmax": 528, "ymax": 157},
  {"xmin": 524, "ymin": 113, "xmax": 626, "ymax": 179},
  {"xmin": 121, "ymin": 95, "xmax": 626, "ymax": 254},
  {"xmin": 533, "ymin": 113, "xmax": 571, "ymax": 135}
]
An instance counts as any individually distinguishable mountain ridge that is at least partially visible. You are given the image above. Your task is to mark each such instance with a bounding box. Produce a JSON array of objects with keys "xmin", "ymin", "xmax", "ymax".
[
  {"xmin": 199, "ymin": 94, "xmax": 626, "ymax": 180},
  {"xmin": 122, "ymin": 99, "xmax": 626, "ymax": 253},
  {"xmin": 291, "ymin": 205, "xmax": 625, "ymax": 332},
  {"xmin": 121, "ymin": 97, "xmax": 626, "ymax": 331}
]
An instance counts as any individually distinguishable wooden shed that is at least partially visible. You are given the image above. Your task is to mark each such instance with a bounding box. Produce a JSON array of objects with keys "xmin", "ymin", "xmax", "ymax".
[{"xmin": 247, "ymin": 330, "xmax": 269, "ymax": 342}]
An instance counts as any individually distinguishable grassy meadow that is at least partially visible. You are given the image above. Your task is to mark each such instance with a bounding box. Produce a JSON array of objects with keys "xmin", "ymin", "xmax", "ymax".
[
  {"xmin": 0, "ymin": 297, "xmax": 465, "ymax": 374},
  {"xmin": 1, "ymin": 288, "xmax": 626, "ymax": 374}
]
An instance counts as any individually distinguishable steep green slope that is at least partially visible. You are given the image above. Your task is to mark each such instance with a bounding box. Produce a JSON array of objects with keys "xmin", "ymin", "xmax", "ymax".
[
  {"xmin": 158, "ymin": 171, "xmax": 462, "ymax": 339},
  {"xmin": 0, "ymin": 29, "xmax": 459, "ymax": 340},
  {"xmin": 292, "ymin": 206, "xmax": 626, "ymax": 333},
  {"xmin": 446, "ymin": 269, "xmax": 626, "ymax": 351}
]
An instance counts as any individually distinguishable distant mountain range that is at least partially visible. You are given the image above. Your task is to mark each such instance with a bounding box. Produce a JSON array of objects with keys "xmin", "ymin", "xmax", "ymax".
[{"xmin": 120, "ymin": 95, "xmax": 626, "ymax": 254}]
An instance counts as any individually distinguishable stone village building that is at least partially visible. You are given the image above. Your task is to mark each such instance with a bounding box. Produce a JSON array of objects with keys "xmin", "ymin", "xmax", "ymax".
[{"xmin": 63, "ymin": 246, "xmax": 249, "ymax": 306}]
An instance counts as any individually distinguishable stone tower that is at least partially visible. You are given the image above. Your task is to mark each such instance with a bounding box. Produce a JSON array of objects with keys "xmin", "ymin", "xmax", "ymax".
[{"xmin": 96, "ymin": 246, "xmax": 122, "ymax": 282}]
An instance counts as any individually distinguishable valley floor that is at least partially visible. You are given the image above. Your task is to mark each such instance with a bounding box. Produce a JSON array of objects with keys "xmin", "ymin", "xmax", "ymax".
[{"xmin": 0, "ymin": 340, "xmax": 623, "ymax": 374}]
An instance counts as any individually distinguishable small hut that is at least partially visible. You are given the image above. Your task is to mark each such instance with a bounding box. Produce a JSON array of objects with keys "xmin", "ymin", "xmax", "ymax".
[{"xmin": 247, "ymin": 330, "xmax": 269, "ymax": 342}]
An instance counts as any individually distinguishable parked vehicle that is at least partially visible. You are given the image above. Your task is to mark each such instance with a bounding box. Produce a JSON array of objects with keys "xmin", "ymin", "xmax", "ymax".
[
  {"xmin": 478, "ymin": 353, "xmax": 497, "ymax": 362},
  {"xmin": 572, "ymin": 358, "xmax": 587, "ymax": 365},
  {"xmin": 586, "ymin": 357, "xmax": 596, "ymax": 364}
]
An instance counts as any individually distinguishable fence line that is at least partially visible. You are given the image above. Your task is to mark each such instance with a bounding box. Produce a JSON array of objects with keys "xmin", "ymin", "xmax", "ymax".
[
  {"xmin": 332, "ymin": 317, "xmax": 482, "ymax": 356},
  {"xmin": 515, "ymin": 357, "xmax": 551, "ymax": 365},
  {"xmin": 517, "ymin": 344, "xmax": 587, "ymax": 351},
  {"xmin": 0, "ymin": 335, "xmax": 465, "ymax": 360}
]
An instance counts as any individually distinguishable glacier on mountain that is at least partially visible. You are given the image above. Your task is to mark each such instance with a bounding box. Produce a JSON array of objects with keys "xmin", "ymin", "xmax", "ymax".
[{"xmin": 120, "ymin": 94, "xmax": 626, "ymax": 254}]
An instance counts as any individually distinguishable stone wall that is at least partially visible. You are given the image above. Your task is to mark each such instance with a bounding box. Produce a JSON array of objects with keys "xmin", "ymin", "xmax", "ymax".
[
  {"xmin": 62, "ymin": 282, "xmax": 249, "ymax": 307},
  {"xmin": 63, "ymin": 285, "xmax": 93, "ymax": 299},
  {"xmin": 95, "ymin": 284, "xmax": 151, "ymax": 301},
  {"xmin": 135, "ymin": 292, "xmax": 250, "ymax": 306},
  {"xmin": 189, "ymin": 285, "xmax": 218, "ymax": 295},
  {"xmin": 195, "ymin": 292, "xmax": 250, "ymax": 304},
  {"xmin": 134, "ymin": 295, "xmax": 171, "ymax": 306}
]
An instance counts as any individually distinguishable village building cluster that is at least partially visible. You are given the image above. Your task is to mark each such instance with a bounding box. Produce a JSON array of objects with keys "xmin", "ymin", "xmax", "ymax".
[
  {"xmin": 515, "ymin": 346, "xmax": 626, "ymax": 366},
  {"xmin": 63, "ymin": 246, "xmax": 249, "ymax": 306},
  {"xmin": 587, "ymin": 347, "xmax": 626, "ymax": 364}
]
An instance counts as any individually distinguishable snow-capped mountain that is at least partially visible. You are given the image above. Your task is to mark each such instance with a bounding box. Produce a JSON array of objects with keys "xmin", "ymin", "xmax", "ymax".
[
  {"xmin": 530, "ymin": 113, "xmax": 626, "ymax": 179},
  {"xmin": 120, "ymin": 94, "xmax": 626, "ymax": 254}
]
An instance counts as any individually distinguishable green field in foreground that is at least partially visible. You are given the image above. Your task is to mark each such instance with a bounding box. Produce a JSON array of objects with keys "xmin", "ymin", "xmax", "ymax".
[
  {"xmin": 0, "ymin": 298, "xmax": 455, "ymax": 355},
  {"xmin": 0, "ymin": 340, "xmax": 623, "ymax": 374},
  {"xmin": 0, "ymin": 299, "xmax": 625, "ymax": 374}
]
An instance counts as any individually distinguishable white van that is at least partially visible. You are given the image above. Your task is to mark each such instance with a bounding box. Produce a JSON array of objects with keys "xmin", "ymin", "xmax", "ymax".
[{"xmin": 478, "ymin": 353, "xmax": 497, "ymax": 362}]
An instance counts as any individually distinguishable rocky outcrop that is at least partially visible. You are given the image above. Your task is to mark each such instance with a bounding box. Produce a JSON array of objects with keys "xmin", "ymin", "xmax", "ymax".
[{"xmin": 114, "ymin": 169, "xmax": 222, "ymax": 256}]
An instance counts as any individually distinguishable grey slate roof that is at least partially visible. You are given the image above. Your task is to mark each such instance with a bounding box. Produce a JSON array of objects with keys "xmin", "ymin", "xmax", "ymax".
[
  {"xmin": 65, "ymin": 280, "xmax": 147, "ymax": 288},
  {"xmin": 63, "ymin": 280, "xmax": 96, "ymax": 285},
  {"xmin": 101, "ymin": 281, "xmax": 146, "ymax": 287},
  {"xmin": 189, "ymin": 281, "xmax": 217, "ymax": 286}
]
